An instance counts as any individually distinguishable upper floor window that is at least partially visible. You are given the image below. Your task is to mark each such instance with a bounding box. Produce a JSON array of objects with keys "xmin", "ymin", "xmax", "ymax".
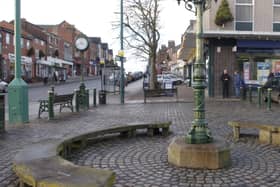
[
  {"xmin": 26, "ymin": 40, "xmax": 30, "ymax": 49},
  {"xmin": 273, "ymin": 0, "xmax": 280, "ymax": 31},
  {"xmin": 21, "ymin": 38, "xmax": 24, "ymax": 48},
  {"xmin": 6, "ymin": 33, "xmax": 10, "ymax": 44},
  {"xmin": 235, "ymin": 0, "xmax": 253, "ymax": 31}
]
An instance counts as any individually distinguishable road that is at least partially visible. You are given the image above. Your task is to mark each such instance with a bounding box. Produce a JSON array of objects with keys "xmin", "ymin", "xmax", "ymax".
[{"xmin": 4, "ymin": 77, "xmax": 144, "ymax": 120}]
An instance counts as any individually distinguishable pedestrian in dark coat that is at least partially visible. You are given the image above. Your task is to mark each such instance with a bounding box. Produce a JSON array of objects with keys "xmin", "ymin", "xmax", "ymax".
[
  {"xmin": 233, "ymin": 71, "xmax": 241, "ymax": 97},
  {"xmin": 221, "ymin": 69, "xmax": 231, "ymax": 98}
]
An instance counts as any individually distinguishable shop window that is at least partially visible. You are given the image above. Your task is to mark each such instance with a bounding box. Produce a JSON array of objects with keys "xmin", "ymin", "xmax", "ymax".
[{"xmin": 235, "ymin": 0, "xmax": 253, "ymax": 31}]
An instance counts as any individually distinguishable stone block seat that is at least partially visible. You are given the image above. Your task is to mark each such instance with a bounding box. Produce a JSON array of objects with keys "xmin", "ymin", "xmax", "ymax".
[
  {"xmin": 228, "ymin": 121, "xmax": 280, "ymax": 145},
  {"xmin": 13, "ymin": 121, "xmax": 172, "ymax": 187}
]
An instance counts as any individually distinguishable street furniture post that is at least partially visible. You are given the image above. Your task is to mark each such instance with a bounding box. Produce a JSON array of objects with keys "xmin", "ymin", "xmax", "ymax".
[{"xmin": 267, "ymin": 88, "xmax": 272, "ymax": 111}]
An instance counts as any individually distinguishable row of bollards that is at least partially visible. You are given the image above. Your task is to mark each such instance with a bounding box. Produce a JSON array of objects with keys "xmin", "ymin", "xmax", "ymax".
[{"xmin": 241, "ymin": 86, "xmax": 272, "ymax": 111}]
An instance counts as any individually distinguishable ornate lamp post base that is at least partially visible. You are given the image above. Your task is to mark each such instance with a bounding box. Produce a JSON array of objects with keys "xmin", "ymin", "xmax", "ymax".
[
  {"xmin": 186, "ymin": 125, "xmax": 213, "ymax": 144},
  {"xmin": 8, "ymin": 78, "xmax": 29, "ymax": 124},
  {"xmin": 168, "ymin": 137, "xmax": 231, "ymax": 169}
]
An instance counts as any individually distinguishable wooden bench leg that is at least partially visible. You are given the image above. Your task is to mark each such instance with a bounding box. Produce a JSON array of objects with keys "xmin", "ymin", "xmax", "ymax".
[
  {"xmin": 147, "ymin": 128, "xmax": 154, "ymax": 137},
  {"xmin": 233, "ymin": 126, "xmax": 240, "ymax": 140},
  {"xmin": 162, "ymin": 127, "xmax": 169, "ymax": 136},
  {"xmin": 154, "ymin": 128, "xmax": 160, "ymax": 135}
]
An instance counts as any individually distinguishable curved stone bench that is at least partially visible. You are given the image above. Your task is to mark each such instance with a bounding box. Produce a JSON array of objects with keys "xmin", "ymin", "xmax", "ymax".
[{"xmin": 13, "ymin": 121, "xmax": 172, "ymax": 187}]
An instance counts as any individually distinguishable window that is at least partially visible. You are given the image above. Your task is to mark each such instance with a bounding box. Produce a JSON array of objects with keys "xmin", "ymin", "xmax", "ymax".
[
  {"xmin": 6, "ymin": 33, "xmax": 10, "ymax": 44},
  {"xmin": 21, "ymin": 38, "xmax": 24, "ymax": 48},
  {"xmin": 275, "ymin": 0, "xmax": 280, "ymax": 5},
  {"xmin": 235, "ymin": 0, "xmax": 253, "ymax": 31},
  {"xmin": 273, "ymin": 0, "xmax": 280, "ymax": 31},
  {"xmin": 40, "ymin": 40, "xmax": 44, "ymax": 46},
  {"xmin": 26, "ymin": 40, "xmax": 30, "ymax": 49},
  {"xmin": 35, "ymin": 49, "xmax": 39, "ymax": 58}
]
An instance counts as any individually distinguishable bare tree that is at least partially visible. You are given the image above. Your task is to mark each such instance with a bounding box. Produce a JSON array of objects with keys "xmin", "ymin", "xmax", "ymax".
[{"xmin": 124, "ymin": 0, "xmax": 161, "ymax": 89}]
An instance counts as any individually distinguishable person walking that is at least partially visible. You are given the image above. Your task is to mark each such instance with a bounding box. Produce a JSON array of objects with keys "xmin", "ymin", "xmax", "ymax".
[
  {"xmin": 221, "ymin": 69, "xmax": 231, "ymax": 98},
  {"xmin": 233, "ymin": 71, "xmax": 241, "ymax": 98}
]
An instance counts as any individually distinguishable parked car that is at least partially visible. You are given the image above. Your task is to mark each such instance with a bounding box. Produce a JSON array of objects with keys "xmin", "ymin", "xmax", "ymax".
[
  {"xmin": 166, "ymin": 74, "xmax": 184, "ymax": 85},
  {"xmin": 157, "ymin": 74, "xmax": 183, "ymax": 86},
  {"xmin": 0, "ymin": 80, "xmax": 8, "ymax": 93}
]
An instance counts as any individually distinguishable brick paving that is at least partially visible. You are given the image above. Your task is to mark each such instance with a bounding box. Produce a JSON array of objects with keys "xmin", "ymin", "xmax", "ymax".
[{"xmin": 1, "ymin": 85, "xmax": 280, "ymax": 186}]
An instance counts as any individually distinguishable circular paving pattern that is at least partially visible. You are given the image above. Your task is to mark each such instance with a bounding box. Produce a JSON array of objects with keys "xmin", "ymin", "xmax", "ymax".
[{"xmin": 68, "ymin": 135, "xmax": 280, "ymax": 187}]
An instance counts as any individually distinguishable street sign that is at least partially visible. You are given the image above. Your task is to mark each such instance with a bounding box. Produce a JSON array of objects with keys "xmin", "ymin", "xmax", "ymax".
[{"xmin": 115, "ymin": 55, "xmax": 126, "ymax": 62}]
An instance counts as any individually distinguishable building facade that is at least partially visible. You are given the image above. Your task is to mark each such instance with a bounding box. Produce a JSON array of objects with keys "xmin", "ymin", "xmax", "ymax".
[
  {"xmin": 202, "ymin": 0, "xmax": 280, "ymax": 97},
  {"xmin": 0, "ymin": 21, "xmax": 33, "ymax": 82}
]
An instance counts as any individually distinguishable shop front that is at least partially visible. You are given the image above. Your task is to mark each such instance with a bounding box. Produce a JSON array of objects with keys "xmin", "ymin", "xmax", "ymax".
[
  {"xmin": 36, "ymin": 56, "xmax": 73, "ymax": 82},
  {"xmin": 8, "ymin": 53, "xmax": 32, "ymax": 82},
  {"xmin": 236, "ymin": 40, "xmax": 280, "ymax": 86},
  {"xmin": 206, "ymin": 34, "xmax": 280, "ymax": 97}
]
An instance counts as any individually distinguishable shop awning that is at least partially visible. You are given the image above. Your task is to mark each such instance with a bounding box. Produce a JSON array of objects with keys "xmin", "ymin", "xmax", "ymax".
[{"xmin": 237, "ymin": 40, "xmax": 280, "ymax": 49}]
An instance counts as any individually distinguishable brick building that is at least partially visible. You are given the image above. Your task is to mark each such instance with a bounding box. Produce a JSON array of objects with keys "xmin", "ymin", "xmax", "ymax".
[{"xmin": 0, "ymin": 21, "xmax": 32, "ymax": 82}]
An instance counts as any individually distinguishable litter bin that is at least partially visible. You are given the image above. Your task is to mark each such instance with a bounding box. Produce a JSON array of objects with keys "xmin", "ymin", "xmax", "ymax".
[
  {"xmin": 99, "ymin": 90, "xmax": 106, "ymax": 104},
  {"xmin": 0, "ymin": 94, "xmax": 5, "ymax": 133}
]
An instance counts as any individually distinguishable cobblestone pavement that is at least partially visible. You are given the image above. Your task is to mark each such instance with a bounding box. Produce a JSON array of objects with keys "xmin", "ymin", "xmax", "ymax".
[{"xmin": 1, "ymin": 91, "xmax": 280, "ymax": 186}]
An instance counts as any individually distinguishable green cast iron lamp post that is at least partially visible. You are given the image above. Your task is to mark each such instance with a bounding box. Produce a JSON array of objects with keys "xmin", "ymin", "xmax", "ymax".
[
  {"xmin": 177, "ymin": 0, "xmax": 217, "ymax": 144},
  {"xmin": 75, "ymin": 35, "xmax": 89, "ymax": 110},
  {"xmin": 8, "ymin": 0, "xmax": 29, "ymax": 124},
  {"xmin": 120, "ymin": 0, "xmax": 125, "ymax": 104}
]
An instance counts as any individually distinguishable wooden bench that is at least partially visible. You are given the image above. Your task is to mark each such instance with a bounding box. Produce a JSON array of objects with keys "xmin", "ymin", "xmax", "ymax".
[
  {"xmin": 228, "ymin": 121, "xmax": 280, "ymax": 144},
  {"xmin": 13, "ymin": 121, "xmax": 172, "ymax": 187},
  {"xmin": 38, "ymin": 93, "xmax": 74, "ymax": 118},
  {"xmin": 144, "ymin": 88, "xmax": 178, "ymax": 103}
]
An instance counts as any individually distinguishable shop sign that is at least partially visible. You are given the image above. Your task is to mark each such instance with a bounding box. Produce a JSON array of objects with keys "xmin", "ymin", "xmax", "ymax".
[
  {"xmin": 8, "ymin": 53, "xmax": 32, "ymax": 64},
  {"xmin": 257, "ymin": 62, "xmax": 270, "ymax": 85}
]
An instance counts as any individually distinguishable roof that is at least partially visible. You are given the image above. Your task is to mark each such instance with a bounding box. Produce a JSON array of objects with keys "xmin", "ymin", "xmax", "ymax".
[
  {"xmin": 88, "ymin": 37, "xmax": 101, "ymax": 43},
  {"xmin": 0, "ymin": 21, "xmax": 32, "ymax": 39},
  {"xmin": 177, "ymin": 32, "xmax": 196, "ymax": 62}
]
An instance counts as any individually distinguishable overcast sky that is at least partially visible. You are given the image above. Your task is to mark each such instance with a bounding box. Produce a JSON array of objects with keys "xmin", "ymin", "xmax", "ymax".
[{"xmin": 0, "ymin": 0, "xmax": 195, "ymax": 72}]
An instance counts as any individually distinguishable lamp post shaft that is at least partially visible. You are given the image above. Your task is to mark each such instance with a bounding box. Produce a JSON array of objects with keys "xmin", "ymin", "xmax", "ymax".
[
  {"xmin": 81, "ymin": 51, "xmax": 85, "ymax": 83},
  {"xmin": 186, "ymin": 1, "xmax": 213, "ymax": 144},
  {"xmin": 120, "ymin": 0, "xmax": 125, "ymax": 104},
  {"xmin": 15, "ymin": 0, "xmax": 21, "ymax": 79}
]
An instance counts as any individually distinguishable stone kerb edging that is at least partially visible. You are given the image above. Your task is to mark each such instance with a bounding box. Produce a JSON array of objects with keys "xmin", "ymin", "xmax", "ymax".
[{"xmin": 13, "ymin": 121, "xmax": 172, "ymax": 187}]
